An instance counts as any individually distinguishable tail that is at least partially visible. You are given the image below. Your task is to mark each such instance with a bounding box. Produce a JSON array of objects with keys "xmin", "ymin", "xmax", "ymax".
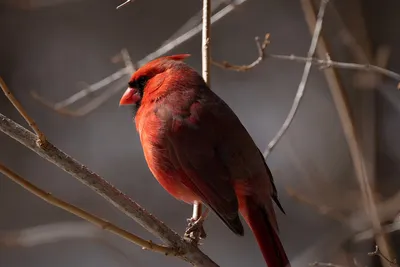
[{"xmin": 241, "ymin": 196, "xmax": 290, "ymax": 267}]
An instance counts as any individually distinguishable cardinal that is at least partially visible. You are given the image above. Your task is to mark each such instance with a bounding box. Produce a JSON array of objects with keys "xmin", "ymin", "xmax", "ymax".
[{"xmin": 119, "ymin": 54, "xmax": 290, "ymax": 267}]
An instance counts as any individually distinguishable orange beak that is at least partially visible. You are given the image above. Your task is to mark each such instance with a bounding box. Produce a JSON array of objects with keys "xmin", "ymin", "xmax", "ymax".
[{"xmin": 119, "ymin": 88, "xmax": 141, "ymax": 106}]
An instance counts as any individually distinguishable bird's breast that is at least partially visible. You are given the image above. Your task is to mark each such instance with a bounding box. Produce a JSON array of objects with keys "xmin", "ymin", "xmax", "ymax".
[{"xmin": 135, "ymin": 106, "xmax": 199, "ymax": 203}]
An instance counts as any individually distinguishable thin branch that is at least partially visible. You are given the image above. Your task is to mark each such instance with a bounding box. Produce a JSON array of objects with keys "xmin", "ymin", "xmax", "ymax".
[
  {"xmin": 267, "ymin": 54, "xmax": 400, "ymax": 81},
  {"xmin": 368, "ymin": 246, "xmax": 398, "ymax": 267},
  {"xmin": 211, "ymin": 35, "xmax": 400, "ymax": 82},
  {"xmin": 310, "ymin": 262, "xmax": 347, "ymax": 267},
  {"xmin": 136, "ymin": 0, "xmax": 247, "ymax": 67},
  {"xmin": 32, "ymin": 0, "xmax": 250, "ymax": 117},
  {"xmin": 299, "ymin": 0, "xmax": 393, "ymax": 266},
  {"xmin": 211, "ymin": 34, "xmax": 270, "ymax": 71},
  {"xmin": 116, "ymin": 0, "xmax": 135, "ymax": 9},
  {"xmin": 0, "ymin": 77, "xmax": 46, "ymax": 144},
  {"xmin": 286, "ymin": 187, "xmax": 347, "ymax": 223},
  {"xmin": 263, "ymin": 0, "xmax": 330, "ymax": 158},
  {"xmin": 0, "ymin": 163, "xmax": 173, "ymax": 255},
  {"xmin": 0, "ymin": 222, "xmax": 136, "ymax": 267},
  {"xmin": 349, "ymin": 190, "xmax": 400, "ymax": 232},
  {"xmin": 30, "ymin": 49, "xmax": 134, "ymax": 117},
  {"xmin": 1, "ymin": 221, "xmax": 104, "ymax": 247},
  {"xmin": 354, "ymin": 220, "xmax": 400, "ymax": 242},
  {"xmin": 202, "ymin": 0, "xmax": 211, "ymax": 85}
]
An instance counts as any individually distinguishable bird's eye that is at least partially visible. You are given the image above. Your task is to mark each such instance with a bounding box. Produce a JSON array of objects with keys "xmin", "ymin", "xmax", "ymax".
[
  {"xmin": 137, "ymin": 76, "xmax": 148, "ymax": 90},
  {"xmin": 128, "ymin": 76, "xmax": 148, "ymax": 91},
  {"xmin": 128, "ymin": 81, "xmax": 135, "ymax": 88}
]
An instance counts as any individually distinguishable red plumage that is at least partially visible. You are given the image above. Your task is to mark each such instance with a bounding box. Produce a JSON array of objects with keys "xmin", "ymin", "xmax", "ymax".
[{"xmin": 119, "ymin": 54, "xmax": 290, "ymax": 267}]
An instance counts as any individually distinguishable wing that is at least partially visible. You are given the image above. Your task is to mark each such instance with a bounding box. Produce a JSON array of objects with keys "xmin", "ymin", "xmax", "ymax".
[
  {"xmin": 165, "ymin": 98, "xmax": 244, "ymax": 236},
  {"xmin": 257, "ymin": 149, "xmax": 285, "ymax": 214}
]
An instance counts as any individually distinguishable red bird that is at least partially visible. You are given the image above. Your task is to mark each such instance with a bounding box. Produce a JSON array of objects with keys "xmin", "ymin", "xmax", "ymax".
[{"xmin": 119, "ymin": 54, "xmax": 290, "ymax": 267}]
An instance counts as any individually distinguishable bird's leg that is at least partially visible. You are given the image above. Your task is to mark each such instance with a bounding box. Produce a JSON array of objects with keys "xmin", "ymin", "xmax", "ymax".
[{"xmin": 184, "ymin": 202, "xmax": 209, "ymax": 242}]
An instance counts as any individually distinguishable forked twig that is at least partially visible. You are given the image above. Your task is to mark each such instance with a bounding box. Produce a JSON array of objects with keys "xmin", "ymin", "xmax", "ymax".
[
  {"xmin": 0, "ymin": 77, "xmax": 46, "ymax": 145},
  {"xmin": 212, "ymin": 35, "xmax": 400, "ymax": 81},
  {"xmin": 368, "ymin": 246, "xmax": 398, "ymax": 267},
  {"xmin": 0, "ymin": 163, "xmax": 174, "ymax": 255},
  {"xmin": 211, "ymin": 34, "xmax": 270, "ymax": 71}
]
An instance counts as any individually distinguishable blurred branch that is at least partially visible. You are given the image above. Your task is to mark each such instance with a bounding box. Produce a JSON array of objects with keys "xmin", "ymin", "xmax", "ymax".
[
  {"xmin": 0, "ymin": 162, "xmax": 173, "ymax": 255},
  {"xmin": 0, "ymin": 77, "xmax": 46, "ymax": 144},
  {"xmin": 31, "ymin": 49, "xmax": 135, "ymax": 117},
  {"xmin": 310, "ymin": 262, "xmax": 347, "ymax": 267},
  {"xmin": 329, "ymin": 3, "xmax": 391, "ymax": 90},
  {"xmin": 263, "ymin": 0, "xmax": 330, "ymax": 158},
  {"xmin": 299, "ymin": 0, "xmax": 393, "ymax": 266},
  {"xmin": 0, "ymin": 81, "xmax": 219, "ymax": 267},
  {"xmin": 31, "ymin": 0, "xmax": 250, "ymax": 117},
  {"xmin": 0, "ymin": 221, "xmax": 136, "ymax": 266},
  {"xmin": 354, "ymin": 221, "xmax": 400, "ymax": 242},
  {"xmin": 1, "ymin": 221, "xmax": 104, "ymax": 247},
  {"xmin": 286, "ymin": 187, "xmax": 347, "ymax": 223},
  {"xmin": 349, "ymin": 191, "xmax": 400, "ymax": 231}
]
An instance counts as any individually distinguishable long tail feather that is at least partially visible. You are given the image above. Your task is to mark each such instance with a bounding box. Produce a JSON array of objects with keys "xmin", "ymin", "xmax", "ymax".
[{"xmin": 241, "ymin": 197, "xmax": 290, "ymax": 267}]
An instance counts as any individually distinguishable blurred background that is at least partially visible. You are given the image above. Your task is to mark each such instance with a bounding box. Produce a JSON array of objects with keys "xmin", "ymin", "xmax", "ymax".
[{"xmin": 1, "ymin": 0, "xmax": 400, "ymax": 266}]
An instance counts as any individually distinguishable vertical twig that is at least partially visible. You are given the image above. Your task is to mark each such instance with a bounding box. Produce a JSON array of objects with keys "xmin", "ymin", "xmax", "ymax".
[
  {"xmin": 202, "ymin": 0, "xmax": 211, "ymax": 85},
  {"xmin": 189, "ymin": 0, "xmax": 211, "ymax": 245},
  {"xmin": 263, "ymin": 0, "xmax": 330, "ymax": 158},
  {"xmin": 299, "ymin": 0, "xmax": 393, "ymax": 266}
]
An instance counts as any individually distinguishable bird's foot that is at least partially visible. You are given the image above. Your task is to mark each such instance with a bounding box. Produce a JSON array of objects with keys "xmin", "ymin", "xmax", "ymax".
[{"xmin": 184, "ymin": 216, "xmax": 207, "ymax": 243}]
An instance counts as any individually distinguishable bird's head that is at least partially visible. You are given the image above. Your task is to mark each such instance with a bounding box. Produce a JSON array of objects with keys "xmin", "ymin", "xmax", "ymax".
[{"xmin": 119, "ymin": 54, "xmax": 191, "ymax": 108}]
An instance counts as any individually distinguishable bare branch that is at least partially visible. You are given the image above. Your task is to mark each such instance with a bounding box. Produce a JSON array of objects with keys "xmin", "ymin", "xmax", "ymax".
[
  {"xmin": 286, "ymin": 187, "xmax": 347, "ymax": 223},
  {"xmin": 202, "ymin": 0, "xmax": 211, "ymax": 85},
  {"xmin": 267, "ymin": 54, "xmax": 400, "ymax": 81},
  {"xmin": 32, "ymin": 0, "xmax": 250, "ymax": 117},
  {"xmin": 0, "ymin": 77, "xmax": 46, "ymax": 144},
  {"xmin": 30, "ymin": 49, "xmax": 134, "ymax": 117},
  {"xmin": 310, "ymin": 262, "xmax": 347, "ymax": 267},
  {"xmin": 211, "ymin": 34, "xmax": 400, "ymax": 82},
  {"xmin": 297, "ymin": 0, "xmax": 394, "ymax": 265},
  {"xmin": 354, "ymin": 220, "xmax": 400, "ymax": 242},
  {"xmin": 211, "ymin": 34, "xmax": 270, "ymax": 72},
  {"xmin": 116, "ymin": 0, "xmax": 135, "ymax": 9},
  {"xmin": 0, "ymin": 222, "xmax": 136, "ymax": 266},
  {"xmin": 263, "ymin": 0, "xmax": 330, "ymax": 158},
  {"xmin": 0, "ymin": 221, "xmax": 103, "ymax": 247},
  {"xmin": 0, "ymin": 163, "xmax": 174, "ymax": 255}
]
